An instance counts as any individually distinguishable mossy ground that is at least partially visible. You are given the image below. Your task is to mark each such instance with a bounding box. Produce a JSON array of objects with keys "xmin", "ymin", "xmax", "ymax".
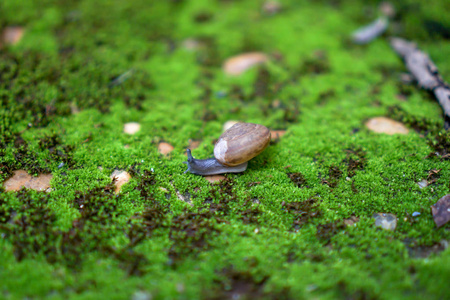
[{"xmin": 1, "ymin": 0, "xmax": 449, "ymax": 299}]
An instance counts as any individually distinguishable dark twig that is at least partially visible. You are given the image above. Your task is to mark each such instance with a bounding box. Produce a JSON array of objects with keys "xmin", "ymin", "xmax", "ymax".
[{"xmin": 390, "ymin": 37, "xmax": 450, "ymax": 129}]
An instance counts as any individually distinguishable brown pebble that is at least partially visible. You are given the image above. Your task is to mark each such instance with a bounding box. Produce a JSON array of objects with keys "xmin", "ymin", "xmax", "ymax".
[
  {"xmin": 223, "ymin": 52, "xmax": 268, "ymax": 76},
  {"xmin": 2, "ymin": 26, "xmax": 25, "ymax": 45},
  {"xmin": 365, "ymin": 117, "xmax": 409, "ymax": 135},
  {"xmin": 188, "ymin": 139, "xmax": 201, "ymax": 149},
  {"xmin": 3, "ymin": 170, "xmax": 52, "ymax": 192},
  {"xmin": 158, "ymin": 142, "xmax": 174, "ymax": 155},
  {"xmin": 204, "ymin": 175, "xmax": 226, "ymax": 183},
  {"xmin": 270, "ymin": 130, "xmax": 286, "ymax": 140},
  {"xmin": 110, "ymin": 170, "xmax": 131, "ymax": 193}
]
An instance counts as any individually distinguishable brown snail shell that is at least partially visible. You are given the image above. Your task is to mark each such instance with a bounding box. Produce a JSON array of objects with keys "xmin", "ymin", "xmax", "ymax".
[{"xmin": 214, "ymin": 123, "xmax": 271, "ymax": 167}]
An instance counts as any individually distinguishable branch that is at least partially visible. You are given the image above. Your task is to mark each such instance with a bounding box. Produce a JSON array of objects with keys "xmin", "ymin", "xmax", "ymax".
[{"xmin": 390, "ymin": 37, "xmax": 450, "ymax": 128}]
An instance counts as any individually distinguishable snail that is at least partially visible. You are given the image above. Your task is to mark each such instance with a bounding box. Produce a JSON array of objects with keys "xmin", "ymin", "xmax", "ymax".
[{"xmin": 184, "ymin": 123, "xmax": 271, "ymax": 176}]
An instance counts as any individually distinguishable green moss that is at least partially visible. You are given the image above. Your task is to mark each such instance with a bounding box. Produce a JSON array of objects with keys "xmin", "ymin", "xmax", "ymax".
[{"xmin": 0, "ymin": 0, "xmax": 449, "ymax": 298}]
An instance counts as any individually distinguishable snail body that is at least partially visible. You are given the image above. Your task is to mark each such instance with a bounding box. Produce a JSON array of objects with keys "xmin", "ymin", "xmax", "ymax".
[{"xmin": 184, "ymin": 123, "xmax": 270, "ymax": 175}]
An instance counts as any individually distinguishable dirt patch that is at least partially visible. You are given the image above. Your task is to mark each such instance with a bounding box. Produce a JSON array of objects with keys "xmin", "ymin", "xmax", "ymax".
[{"xmin": 282, "ymin": 198, "xmax": 322, "ymax": 229}]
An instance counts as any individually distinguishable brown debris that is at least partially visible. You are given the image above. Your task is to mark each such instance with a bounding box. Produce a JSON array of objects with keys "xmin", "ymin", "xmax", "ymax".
[
  {"xmin": 3, "ymin": 170, "xmax": 52, "ymax": 192},
  {"xmin": 223, "ymin": 52, "xmax": 269, "ymax": 76},
  {"xmin": 365, "ymin": 117, "xmax": 409, "ymax": 135},
  {"xmin": 431, "ymin": 194, "xmax": 450, "ymax": 228},
  {"xmin": 204, "ymin": 175, "xmax": 226, "ymax": 184},
  {"xmin": 110, "ymin": 170, "xmax": 131, "ymax": 193},
  {"xmin": 158, "ymin": 142, "xmax": 174, "ymax": 155}
]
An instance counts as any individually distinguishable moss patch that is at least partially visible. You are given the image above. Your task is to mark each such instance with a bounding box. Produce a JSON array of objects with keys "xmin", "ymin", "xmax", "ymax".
[{"xmin": 1, "ymin": 0, "xmax": 449, "ymax": 299}]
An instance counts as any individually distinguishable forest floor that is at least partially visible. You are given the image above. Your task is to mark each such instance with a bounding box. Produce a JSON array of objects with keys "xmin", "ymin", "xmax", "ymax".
[{"xmin": 0, "ymin": 0, "xmax": 449, "ymax": 299}]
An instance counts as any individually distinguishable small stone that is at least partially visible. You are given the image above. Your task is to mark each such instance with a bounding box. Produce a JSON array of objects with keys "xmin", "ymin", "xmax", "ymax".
[
  {"xmin": 379, "ymin": 2, "xmax": 396, "ymax": 18},
  {"xmin": 2, "ymin": 26, "xmax": 25, "ymax": 45},
  {"xmin": 110, "ymin": 170, "xmax": 131, "ymax": 193},
  {"xmin": 373, "ymin": 213, "xmax": 397, "ymax": 231},
  {"xmin": 223, "ymin": 52, "xmax": 269, "ymax": 76},
  {"xmin": 412, "ymin": 212, "xmax": 421, "ymax": 217},
  {"xmin": 262, "ymin": 1, "xmax": 281, "ymax": 15},
  {"xmin": 188, "ymin": 139, "xmax": 201, "ymax": 149},
  {"xmin": 365, "ymin": 117, "xmax": 409, "ymax": 135},
  {"xmin": 58, "ymin": 162, "xmax": 65, "ymax": 168},
  {"xmin": 270, "ymin": 130, "xmax": 286, "ymax": 140},
  {"xmin": 132, "ymin": 291, "xmax": 152, "ymax": 300},
  {"xmin": 204, "ymin": 175, "xmax": 226, "ymax": 183},
  {"xmin": 344, "ymin": 216, "xmax": 360, "ymax": 226},
  {"xmin": 3, "ymin": 170, "xmax": 52, "ymax": 192},
  {"xmin": 124, "ymin": 122, "xmax": 141, "ymax": 135},
  {"xmin": 158, "ymin": 142, "xmax": 174, "ymax": 155},
  {"xmin": 431, "ymin": 194, "xmax": 450, "ymax": 228},
  {"xmin": 223, "ymin": 120, "xmax": 240, "ymax": 132},
  {"xmin": 182, "ymin": 38, "xmax": 201, "ymax": 51},
  {"xmin": 417, "ymin": 179, "xmax": 428, "ymax": 189}
]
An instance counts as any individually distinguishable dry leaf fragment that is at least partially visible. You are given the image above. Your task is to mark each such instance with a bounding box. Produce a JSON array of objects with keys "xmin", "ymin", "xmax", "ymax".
[{"xmin": 431, "ymin": 194, "xmax": 450, "ymax": 228}]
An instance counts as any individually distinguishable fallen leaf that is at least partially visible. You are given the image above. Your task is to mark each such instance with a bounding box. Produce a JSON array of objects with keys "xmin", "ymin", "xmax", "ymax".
[
  {"xmin": 431, "ymin": 194, "xmax": 450, "ymax": 228},
  {"xmin": 365, "ymin": 117, "xmax": 409, "ymax": 135}
]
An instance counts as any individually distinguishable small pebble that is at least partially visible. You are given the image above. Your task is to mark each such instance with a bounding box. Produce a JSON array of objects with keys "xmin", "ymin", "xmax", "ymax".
[
  {"xmin": 58, "ymin": 162, "xmax": 65, "ymax": 168},
  {"xmin": 204, "ymin": 175, "xmax": 226, "ymax": 183},
  {"xmin": 373, "ymin": 213, "xmax": 397, "ymax": 231},
  {"xmin": 262, "ymin": 1, "xmax": 281, "ymax": 15},
  {"xmin": 223, "ymin": 52, "xmax": 268, "ymax": 76},
  {"xmin": 412, "ymin": 212, "xmax": 421, "ymax": 217},
  {"xmin": 417, "ymin": 179, "xmax": 428, "ymax": 189},
  {"xmin": 2, "ymin": 26, "xmax": 25, "ymax": 45},
  {"xmin": 132, "ymin": 291, "xmax": 152, "ymax": 300},
  {"xmin": 365, "ymin": 117, "xmax": 409, "ymax": 135},
  {"xmin": 188, "ymin": 139, "xmax": 201, "ymax": 149},
  {"xmin": 3, "ymin": 170, "xmax": 53, "ymax": 192},
  {"xmin": 124, "ymin": 122, "xmax": 141, "ymax": 135},
  {"xmin": 270, "ymin": 130, "xmax": 286, "ymax": 140},
  {"xmin": 344, "ymin": 216, "xmax": 360, "ymax": 226},
  {"xmin": 158, "ymin": 142, "xmax": 174, "ymax": 155},
  {"xmin": 379, "ymin": 2, "xmax": 396, "ymax": 18},
  {"xmin": 110, "ymin": 170, "xmax": 131, "ymax": 193},
  {"xmin": 223, "ymin": 120, "xmax": 240, "ymax": 132}
]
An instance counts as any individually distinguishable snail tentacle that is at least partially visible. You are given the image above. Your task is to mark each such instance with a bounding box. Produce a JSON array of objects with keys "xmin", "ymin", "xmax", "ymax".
[{"xmin": 184, "ymin": 149, "xmax": 247, "ymax": 176}]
